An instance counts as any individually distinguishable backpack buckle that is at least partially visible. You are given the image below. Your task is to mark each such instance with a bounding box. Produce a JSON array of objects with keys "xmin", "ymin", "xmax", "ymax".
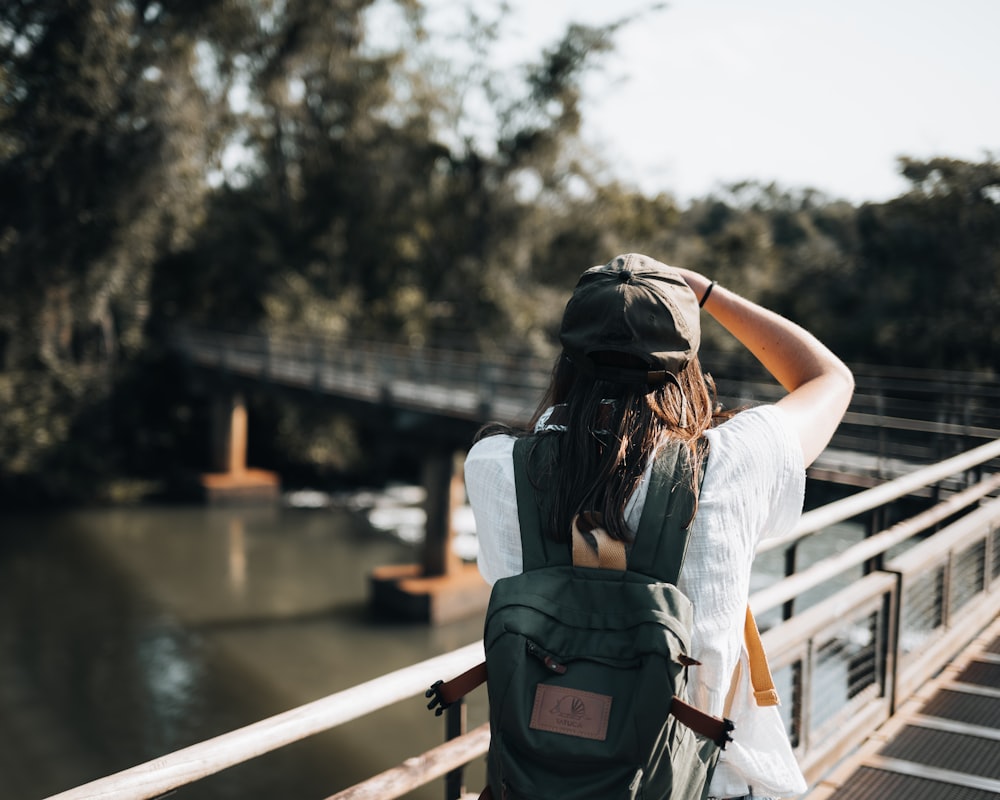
[
  {"xmin": 717, "ymin": 718, "xmax": 736, "ymax": 749},
  {"xmin": 425, "ymin": 680, "xmax": 450, "ymax": 716}
]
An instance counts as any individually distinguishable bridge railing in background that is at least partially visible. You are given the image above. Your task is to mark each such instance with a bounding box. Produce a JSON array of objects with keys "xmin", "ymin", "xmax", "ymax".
[
  {"xmin": 173, "ymin": 329, "xmax": 1000, "ymax": 448},
  {"xmin": 44, "ymin": 436, "xmax": 1000, "ymax": 800},
  {"xmin": 172, "ymin": 327, "xmax": 554, "ymax": 426}
]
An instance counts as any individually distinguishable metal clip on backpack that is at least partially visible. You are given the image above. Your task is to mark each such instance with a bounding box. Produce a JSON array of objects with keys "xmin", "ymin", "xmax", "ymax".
[{"xmin": 428, "ymin": 437, "xmax": 777, "ymax": 800}]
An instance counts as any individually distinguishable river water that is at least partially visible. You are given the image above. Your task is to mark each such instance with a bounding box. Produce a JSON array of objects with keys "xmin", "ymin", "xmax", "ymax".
[{"xmin": 0, "ymin": 483, "xmax": 863, "ymax": 800}]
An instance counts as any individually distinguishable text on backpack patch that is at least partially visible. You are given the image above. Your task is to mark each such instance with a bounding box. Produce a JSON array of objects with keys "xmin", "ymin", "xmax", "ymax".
[{"xmin": 529, "ymin": 684, "xmax": 612, "ymax": 741}]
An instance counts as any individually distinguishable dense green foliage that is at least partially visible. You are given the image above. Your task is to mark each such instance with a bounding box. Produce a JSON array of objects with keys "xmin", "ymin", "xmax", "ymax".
[{"xmin": 1, "ymin": 1, "xmax": 997, "ymax": 504}]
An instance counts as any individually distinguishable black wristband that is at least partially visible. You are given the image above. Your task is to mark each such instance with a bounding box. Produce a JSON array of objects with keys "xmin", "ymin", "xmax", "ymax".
[{"xmin": 699, "ymin": 281, "xmax": 716, "ymax": 308}]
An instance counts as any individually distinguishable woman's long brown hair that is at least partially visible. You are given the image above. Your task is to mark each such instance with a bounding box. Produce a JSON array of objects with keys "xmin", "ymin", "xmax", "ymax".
[{"xmin": 476, "ymin": 350, "xmax": 728, "ymax": 543}]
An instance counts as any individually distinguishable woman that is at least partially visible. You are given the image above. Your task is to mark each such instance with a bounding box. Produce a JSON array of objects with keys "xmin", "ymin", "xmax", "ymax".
[{"xmin": 465, "ymin": 253, "xmax": 854, "ymax": 799}]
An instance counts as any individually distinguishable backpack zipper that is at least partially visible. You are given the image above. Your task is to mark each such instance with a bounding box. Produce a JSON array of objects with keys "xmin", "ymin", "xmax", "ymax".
[{"xmin": 526, "ymin": 640, "xmax": 567, "ymax": 674}]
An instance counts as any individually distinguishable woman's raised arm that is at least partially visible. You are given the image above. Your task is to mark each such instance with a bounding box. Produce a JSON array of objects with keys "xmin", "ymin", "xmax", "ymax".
[{"xmin": 676, "ymin": 269, "xmax": 854, "ymax": 467}]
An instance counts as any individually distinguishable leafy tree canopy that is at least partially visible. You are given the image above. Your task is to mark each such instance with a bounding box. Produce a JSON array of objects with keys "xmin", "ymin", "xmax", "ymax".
[{"xmin": 1, "ymin": 1, "xmax": 996, "ymax": 503}]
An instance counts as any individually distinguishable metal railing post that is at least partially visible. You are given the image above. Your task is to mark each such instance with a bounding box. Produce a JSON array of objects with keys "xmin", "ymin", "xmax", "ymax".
[
  {"xmin": 444, "ymin": 700, "xmax": 467, "ymax": 800},
  {"xmin": 782, "ymin": 543, "xmax": 798, "ymax": 620},
  {"xmin": 884, "ymin": 573, "xmax": 901, "ymax": 716},
  {"xmin": 865, "ymin": 507, "xmax": 886, "ymax": 574},
  {"xmin": 799, "ymin": 644, "xmax": 812, "ymax": 753}
]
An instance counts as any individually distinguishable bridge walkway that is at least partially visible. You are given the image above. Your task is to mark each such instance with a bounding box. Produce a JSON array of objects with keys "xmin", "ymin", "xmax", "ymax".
[{"xmin": 807, "ymin": 614, "xmax": 1000, "ymax": 800}]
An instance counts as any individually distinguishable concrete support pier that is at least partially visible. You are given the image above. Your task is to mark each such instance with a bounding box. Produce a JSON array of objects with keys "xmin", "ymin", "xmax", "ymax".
[
  {"xmin": 200, "ymin": 392, "xmax": 280, "ymax": 504},
  {"xmin": 370, "ymin": 450, "xmax": 490, "ymax": 624}
]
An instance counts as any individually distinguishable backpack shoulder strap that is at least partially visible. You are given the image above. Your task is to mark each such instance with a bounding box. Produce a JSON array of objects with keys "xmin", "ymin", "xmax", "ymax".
[
  {"xmin": 511, "ymin": 436, "xmax": 570, "ymax": 570},
  {"xmin": 627, "ymin": 439, "xmax": 706, "ymax": 584}
]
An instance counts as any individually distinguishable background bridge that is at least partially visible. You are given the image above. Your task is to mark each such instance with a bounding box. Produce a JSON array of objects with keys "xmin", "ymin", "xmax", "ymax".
[
  {"xmin": 171, "ymin": 326, "xmax": 1000, "ymax": 470},
  {"xmin": 172, "ymin": 327, "xmax": 1000, "ymax": 624}
]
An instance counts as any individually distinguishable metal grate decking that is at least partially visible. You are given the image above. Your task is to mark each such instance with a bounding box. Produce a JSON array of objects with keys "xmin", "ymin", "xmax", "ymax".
[
  {"xmin": 807, "ymin": 617, "xmax": 1000, "ymax": 800},
  {"xmin": 826, "ymin": 767, "xmax": 999, "ymax": 800}
]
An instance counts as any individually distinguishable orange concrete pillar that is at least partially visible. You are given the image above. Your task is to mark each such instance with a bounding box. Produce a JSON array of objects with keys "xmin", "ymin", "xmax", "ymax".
[
  {"xmin": 421, "ymin": 450, "xmax": 464, "ymax": 577},
  {"xmin": 210, "ymin": 392, "xmax": 247, "ymax": 475},
  {"xmin": 370, "ymin": 449, "xmax": 488, "ymax": 623},
  {"xmin": 202, "ymin": 392, "xmax": 279, "ymax": 504},
  {"xmin": 228, "ymin": 394, "xmax": 248, "ymax": 475}
]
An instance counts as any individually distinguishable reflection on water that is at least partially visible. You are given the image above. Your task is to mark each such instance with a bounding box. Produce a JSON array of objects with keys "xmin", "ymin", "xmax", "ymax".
[
  {"xmin": 0, "ymin": 482, "xmax": 865, "ymax": 800},
  {"xmin": 137, "ymin": 623, "xmax": 202, "ymax": 749},
  {"xmin": 228, "ymin": 517, "xmax": 247, "ymax": 593}
]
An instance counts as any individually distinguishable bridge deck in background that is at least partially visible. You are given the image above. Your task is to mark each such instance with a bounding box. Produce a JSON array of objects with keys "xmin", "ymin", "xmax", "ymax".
[
  {"xmin": 809, "ymin": 448, "xmax": 930, "ymax": 489},
  {"xmin": 806, "ymin": 614, "xmax": 1000, "ymax": 800}
]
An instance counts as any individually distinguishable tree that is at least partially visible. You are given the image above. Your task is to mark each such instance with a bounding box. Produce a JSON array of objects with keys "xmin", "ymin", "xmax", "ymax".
[
  {"xmin": 854, "ymin": 156, "xmax": 1000, "ymax": 369},
  {"xmin": 0, "ymin": 0, "xmax": 255, "ymax": 499}
]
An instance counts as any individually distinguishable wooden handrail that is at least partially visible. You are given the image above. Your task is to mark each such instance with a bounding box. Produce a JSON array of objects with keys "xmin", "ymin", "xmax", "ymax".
[
  {"xmin": 43, "ymin": 642, "xmax": 485, "ymax": 800},
  {"xmin": 324, "ymin": 723, "xmax": 491, "ymax": 800}
]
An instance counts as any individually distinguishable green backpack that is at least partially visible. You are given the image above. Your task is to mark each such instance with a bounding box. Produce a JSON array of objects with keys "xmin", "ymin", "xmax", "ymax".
[{"xmin": 427, "ymin": 435, "xmax": 734, "ymax": 800}]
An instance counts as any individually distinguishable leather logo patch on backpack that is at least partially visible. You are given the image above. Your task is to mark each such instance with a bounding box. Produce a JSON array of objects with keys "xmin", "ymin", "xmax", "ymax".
[{"xmin": 529, "ymin": 684, "xmax": 612, "ymax": 740}]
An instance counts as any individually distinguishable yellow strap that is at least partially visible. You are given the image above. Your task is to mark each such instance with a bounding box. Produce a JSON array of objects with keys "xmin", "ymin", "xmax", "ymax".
[
  {"xmin": 744, "ymin": 606, "xmax": 780, "ymax": 707},
  {"xmin": 571, "ymin": 514, "xmax": 627, "ymax": 571},
  {"xmin": 724, "ymin": 607, "xmax": 780, "ymax": 714}
]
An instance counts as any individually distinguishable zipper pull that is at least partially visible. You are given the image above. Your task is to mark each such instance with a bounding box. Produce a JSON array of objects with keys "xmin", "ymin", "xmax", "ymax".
[{"xmin": 527, "ymin": 640, "xmax": 568, "ymax": 674}]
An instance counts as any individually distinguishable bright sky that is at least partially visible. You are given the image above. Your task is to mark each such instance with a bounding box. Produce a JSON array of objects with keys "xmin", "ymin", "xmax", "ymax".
[{"xmin": 414, "ymin": 0, "xmax": 999, "ymax": 204}]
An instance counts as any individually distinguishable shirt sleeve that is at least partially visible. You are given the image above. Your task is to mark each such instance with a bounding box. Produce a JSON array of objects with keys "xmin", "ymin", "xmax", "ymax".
[
  {"xmin": 751, "ymin": 404, "xmax": 805, "ymax": 547},
  {"xmin": 464, "ymin": 434, "xmax": 522, "ymax": 585},
  {"xmin": 704, "ymin": 404, "xmax": 805, "ymax": 550}
]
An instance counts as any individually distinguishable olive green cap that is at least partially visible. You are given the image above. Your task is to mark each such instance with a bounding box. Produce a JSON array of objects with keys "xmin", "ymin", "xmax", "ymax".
[{"xmin": 559, "ymin": 253, "xmax": 701, "ymax": 386}]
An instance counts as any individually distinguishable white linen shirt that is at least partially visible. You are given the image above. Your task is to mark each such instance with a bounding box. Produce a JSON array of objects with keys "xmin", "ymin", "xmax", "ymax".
[{"xmin": 464, "ymin": 404, "xmax": 808, "ymax": 798}]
